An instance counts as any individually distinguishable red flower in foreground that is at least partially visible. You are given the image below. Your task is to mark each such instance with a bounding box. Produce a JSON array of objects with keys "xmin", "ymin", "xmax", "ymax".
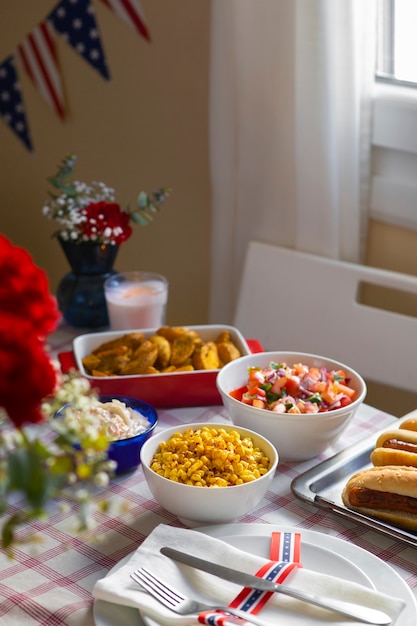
[
  {"xmin": 0, "ymin": 235, "xmax": 60, "ymax": 426},
  {"xmin": 0, "ymin": 234, "xmax": 59, "ymax": 338},
  {"xmin": 80, "ymin": 202, "xmax": 133, "ymax": 245}
]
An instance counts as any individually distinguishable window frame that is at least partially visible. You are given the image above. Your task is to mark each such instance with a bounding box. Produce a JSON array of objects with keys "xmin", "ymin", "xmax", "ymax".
[
  {"xmin": 371, "ymin": 83, "xmax": 417, "ymax": 231},
  {"xmin": 370, "ymin": 0, "xmax": 417, "ymax": 232},
  {"xmin": 375, "ymin": 0, "xmax": 417, "ymax": 89}
]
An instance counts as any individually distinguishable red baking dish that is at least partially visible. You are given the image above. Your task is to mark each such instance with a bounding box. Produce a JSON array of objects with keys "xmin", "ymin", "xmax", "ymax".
[{"xmin": 58, "ymin": 325, "xmax": 263, "ymax": 408}]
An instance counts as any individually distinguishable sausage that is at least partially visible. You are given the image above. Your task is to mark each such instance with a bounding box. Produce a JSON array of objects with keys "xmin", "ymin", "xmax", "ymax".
[{"xmin": 348, "ymin": 486, "xmax": 417, "ymax": 514}]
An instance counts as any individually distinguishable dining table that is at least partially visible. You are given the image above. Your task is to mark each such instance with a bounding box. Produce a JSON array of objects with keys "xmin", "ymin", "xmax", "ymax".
[{"xmin": 0, "ymin": 323, "xmax": 416, "ymax": 626}]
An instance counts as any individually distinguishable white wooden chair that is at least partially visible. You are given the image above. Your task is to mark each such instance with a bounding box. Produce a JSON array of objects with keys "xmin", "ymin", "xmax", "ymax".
[{"xmin": 234, "ymin": 241, "xmax": 417, "ymax": 401}]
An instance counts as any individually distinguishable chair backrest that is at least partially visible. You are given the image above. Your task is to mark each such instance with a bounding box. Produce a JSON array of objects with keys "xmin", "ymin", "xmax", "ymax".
[{"xmin": 234, "ymin": 241, "xmax": 417, "ymax": 394}]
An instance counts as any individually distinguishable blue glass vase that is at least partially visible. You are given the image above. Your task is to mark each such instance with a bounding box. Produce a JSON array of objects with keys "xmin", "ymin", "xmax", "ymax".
[{"xmin": 57, "ymin": 239, "xmax": 119, "ymax": 329}]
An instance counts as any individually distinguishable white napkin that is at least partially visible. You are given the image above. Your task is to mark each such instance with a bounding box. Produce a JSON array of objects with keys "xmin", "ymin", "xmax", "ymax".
[{"xmin": 92, "ymin": 524, "xmax": 405, "ymax": 625}]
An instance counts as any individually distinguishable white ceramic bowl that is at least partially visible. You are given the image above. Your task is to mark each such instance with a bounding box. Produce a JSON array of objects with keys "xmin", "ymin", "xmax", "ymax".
[
  {"xmin": 216, "ymin": 351, "xmax": 367, "ymax": 461},
  {"xmin": 140, "ymin": 422, "xmax": 278, "ymax": 526}
]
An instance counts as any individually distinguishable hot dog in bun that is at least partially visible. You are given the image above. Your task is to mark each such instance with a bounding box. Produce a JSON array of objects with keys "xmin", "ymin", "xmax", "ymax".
[
  {"xmin": 341, "ymin": 465, "xmax": 417, "ymax": 531},
  {"xmin": 370, "ymin": 429, "xmax": 417, "ymax": 467},
  {"xmin": 399, "ymin": 416, "xmax": 417, "ymax": 432}
]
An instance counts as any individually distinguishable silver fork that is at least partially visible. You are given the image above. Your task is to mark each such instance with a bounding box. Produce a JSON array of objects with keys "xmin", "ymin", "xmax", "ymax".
[{"xmin": 130, "ymin": 567, "xmax": 270, "ymax": 626}]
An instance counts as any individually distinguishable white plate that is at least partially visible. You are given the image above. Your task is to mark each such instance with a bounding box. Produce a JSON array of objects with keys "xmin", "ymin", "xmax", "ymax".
[{"xmin": 94, "ymin": 524, "xmax": 417, "ymax": 626}]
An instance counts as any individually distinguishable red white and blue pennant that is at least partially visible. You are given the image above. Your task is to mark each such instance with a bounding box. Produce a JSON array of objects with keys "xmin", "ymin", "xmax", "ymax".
[
  {"xmin": 0, "ymin": 0, "xmax": 149, "ymax": 152},
  {"xmin": 17, "ymin": 20, "xmax": 66, "ymax": 121}
]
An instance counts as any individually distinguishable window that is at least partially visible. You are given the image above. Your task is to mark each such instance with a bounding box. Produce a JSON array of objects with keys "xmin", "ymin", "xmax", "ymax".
[
  {"xmin": 372, "ymin": 1, "xmax": 417, "ymax": 232},
  {"xmin": 376, "ymin": 0, "xmax": 417, "ymax": 86}
]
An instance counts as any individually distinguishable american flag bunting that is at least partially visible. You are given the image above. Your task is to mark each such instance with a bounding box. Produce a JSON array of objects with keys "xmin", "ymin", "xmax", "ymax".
[
  {"xmin": 17, "ymin": 20, "xmax": 65, "ymax": 120},
  {"xmin": 0, "ymin": 0, "xmax": 152, "ymax": 151},
  {"xmin": 0, "ymin": 56, "xmax": 32, "ymax": 151},
  {"xmin": 100, "ymin": 0, "xmax": 150, "ymax": 41},
  {"xmin": 48, "ymin": 0, "xmax": 110, "ymax": 81}
]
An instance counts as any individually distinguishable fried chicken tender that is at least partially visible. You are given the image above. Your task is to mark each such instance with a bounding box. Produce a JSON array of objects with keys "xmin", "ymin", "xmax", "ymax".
[
  {"xmin": 156, "ymin": 326, "xmax": 191, "ymax": 342},
  {"xmin": 170, "ymin": 335, "xmax": 196, "ymax": 366},
  {"xmin": 217, "ymin": 341, "xmax": 241, "ymax": 365},
  {"xmin": 192, "ymin": 341, "xmax": 220, "ymax": 370},
  {"xmin": 149, "ymin": 335, "xmax": 171, "ymax": 368},
  {"xmin": 82, "ymin": 346, "xmax": 130, "ymax": 374},
  {"xmin": 91, "ymin": 333, "xmax": 144, "ymax": 354},
  {"xmin": 215, "ymin": 330, "xmax": 232, "ymax": 344},
  {"xmin": 119, "ymin": 340, "xmax": 158, "ymax": 375}
]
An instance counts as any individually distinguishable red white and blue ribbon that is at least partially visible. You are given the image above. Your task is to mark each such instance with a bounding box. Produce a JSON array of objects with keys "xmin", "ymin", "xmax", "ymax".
[
  {"xmin": 270, "ymin": 531, "xmax": 301, "ymax": 564},
  {"xmin": 198, "ymin": 532, "xmax": 302, "ymax": 625}
]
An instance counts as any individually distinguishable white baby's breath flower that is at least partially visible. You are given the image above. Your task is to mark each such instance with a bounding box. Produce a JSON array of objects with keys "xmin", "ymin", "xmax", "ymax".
[
  {"xmin": 105, "ymin": 459, "xmax": 118, "ymax": 472},
  {"xmin": 93, "ymin": 471, "xmax": 110, "ymax": 488},
  {"xmin": 67, "ymin": 473, "xmax": 78, "ymax": 485},
  {"xmin": 0, "ymin": 428, "xmax": 23, "ymax": 451}
]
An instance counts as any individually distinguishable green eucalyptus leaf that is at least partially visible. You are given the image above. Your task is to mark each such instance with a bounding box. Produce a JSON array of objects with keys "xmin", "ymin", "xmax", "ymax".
[
  {"xmin": 137, "ymin": 191, "xmax": 149, "ymax": 209},
  {"xmin": 130, "ymin": 212, "xmax": 150, "ymax": 226},
  {"xmin": 7, "ymin": 447, "xmax": 30, "ymax": 490},
  {"xmin": 2, "ymin": 514, "xmax": 18, "ymax": 549},
  {"xmin": 7, "ymin": 441, "xmax": 65, "ymax": 509}
]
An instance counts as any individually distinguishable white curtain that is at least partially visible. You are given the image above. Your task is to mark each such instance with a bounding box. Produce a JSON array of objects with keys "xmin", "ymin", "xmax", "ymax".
[{"xmin": 209, "ymin": 0, "xmax": 377, "ymax": 324}]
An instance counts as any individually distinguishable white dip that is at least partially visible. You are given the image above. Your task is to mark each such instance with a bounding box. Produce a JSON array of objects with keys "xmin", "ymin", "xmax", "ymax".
[{"xmin": 87, "ymin": 399, "xmax": 150, "ymax": 440}]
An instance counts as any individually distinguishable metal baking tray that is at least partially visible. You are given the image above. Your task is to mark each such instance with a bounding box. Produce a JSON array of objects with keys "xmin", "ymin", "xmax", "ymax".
[{"xmin": 291, "ymin": 419, "xmax": 417, "ymax": 548}]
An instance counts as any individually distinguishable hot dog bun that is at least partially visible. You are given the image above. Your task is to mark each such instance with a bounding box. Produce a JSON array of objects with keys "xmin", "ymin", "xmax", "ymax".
[
  {"xmin": 370, "ymin": 429, "xmax": 417, "ymax": 468},
  {"xmin": 399, "ymin": 416, "xmax": 417, "ymax": 432},
  {"xmin": 341, "ymin": 465, "xmax": 417, "ymax": 531}
]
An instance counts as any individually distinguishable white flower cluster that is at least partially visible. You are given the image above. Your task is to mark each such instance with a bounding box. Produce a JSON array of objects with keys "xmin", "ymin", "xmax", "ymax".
[
  {"xmin": 42, "ymin": 180, "xmax": 116, "ymax": 242},
  {"xmin": 40, "ymin": 365, "xmax": 96, "ymax": 419}
]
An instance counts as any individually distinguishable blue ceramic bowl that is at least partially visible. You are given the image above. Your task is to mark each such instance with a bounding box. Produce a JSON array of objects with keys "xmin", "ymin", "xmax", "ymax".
[{"xmin": 57, "ymin": 394, "xmax": 158, "ymax": 475}]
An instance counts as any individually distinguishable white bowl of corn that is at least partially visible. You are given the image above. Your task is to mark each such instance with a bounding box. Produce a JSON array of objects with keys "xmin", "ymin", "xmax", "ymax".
[{"xmin": 140, "ymin": 422, "xmax": 278, "ymax": 526}]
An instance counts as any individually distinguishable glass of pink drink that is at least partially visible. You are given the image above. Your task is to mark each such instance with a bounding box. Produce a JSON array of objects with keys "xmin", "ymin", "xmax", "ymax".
[{"xmin": 104, "ymin": 271, "xmax": 168, "ymax": 330}]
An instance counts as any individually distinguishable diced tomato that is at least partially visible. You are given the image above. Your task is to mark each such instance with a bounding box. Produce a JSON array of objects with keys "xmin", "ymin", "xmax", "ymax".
[
  {"xmin": 229, "ymin": 386, "xmax": 247, "ymax": 401},
  {"xmin": 248, "ymin": 368, "xmax": 264, "ymax": 385},
  {"xmin": 339, "ymin": 395, "xmax": 353, "ymax": 407},
  {"xmin": 335, "ymin": 382, "xmax": 356, "ymax": 398},
  {"xmin": 271, "ymin": 376, "xmax": 287, "ymax": 394},
  {"xmin": 320, "ymin": 383, "xmax": 338, "ymax": 404},
  {"xmin": 283, "ymin": 376, "xmax": 300, "ymax": 397},
  {"xmin": 306, "ymin": 367, "xmax": 321, "ymax": 381}
]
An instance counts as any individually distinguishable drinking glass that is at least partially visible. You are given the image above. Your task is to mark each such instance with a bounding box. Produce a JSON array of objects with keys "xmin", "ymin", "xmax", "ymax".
[{"xmin": 104, "ymin": 271, "xmax": 168, "ymax": 330}]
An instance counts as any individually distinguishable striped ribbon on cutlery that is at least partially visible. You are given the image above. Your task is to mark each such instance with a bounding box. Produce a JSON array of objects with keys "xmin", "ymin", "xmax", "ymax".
[{"xmin": 198, "ymin": 532, "xmax": 302, "ymax": 625}]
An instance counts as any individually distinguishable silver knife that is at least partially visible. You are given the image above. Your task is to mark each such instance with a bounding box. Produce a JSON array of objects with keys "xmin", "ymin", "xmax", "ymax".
[{"xmin": 160, "ymin": 546, "xmax": 392, "ymax": 625}]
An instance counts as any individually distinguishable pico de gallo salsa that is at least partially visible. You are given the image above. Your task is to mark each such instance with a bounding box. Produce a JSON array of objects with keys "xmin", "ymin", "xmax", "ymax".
[{"xmin": 230, "ymin": 361, "xmax": 357, "ymax": 414}]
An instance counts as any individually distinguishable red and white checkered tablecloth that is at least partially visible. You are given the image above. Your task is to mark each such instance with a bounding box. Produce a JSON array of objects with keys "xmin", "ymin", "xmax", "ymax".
[{"xmin": 0, "ymin": 327, "xmax": 415, "ymax": 625}]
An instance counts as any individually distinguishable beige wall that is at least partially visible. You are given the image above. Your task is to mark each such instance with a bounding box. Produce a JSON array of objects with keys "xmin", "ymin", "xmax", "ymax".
[
  {"xmin": 0, "ymin": 0, "xmax": 211, "ymax": 326},
  {"xmin": 365, "ymin": 220, "xmax": 417, "ymax": 416}
]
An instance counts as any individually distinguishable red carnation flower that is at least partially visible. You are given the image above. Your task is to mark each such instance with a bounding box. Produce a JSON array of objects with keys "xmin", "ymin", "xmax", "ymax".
[
  {"xmin": 0, "ymin": 235, "xmax": 60, "ymax": 426},
  {"xmin": 81, "ymin": 202, "xmax": 132, "ymax": 245},
  {"xmin": 0, "ymin": 234, "xmax": 60, "ymax": 339}
]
